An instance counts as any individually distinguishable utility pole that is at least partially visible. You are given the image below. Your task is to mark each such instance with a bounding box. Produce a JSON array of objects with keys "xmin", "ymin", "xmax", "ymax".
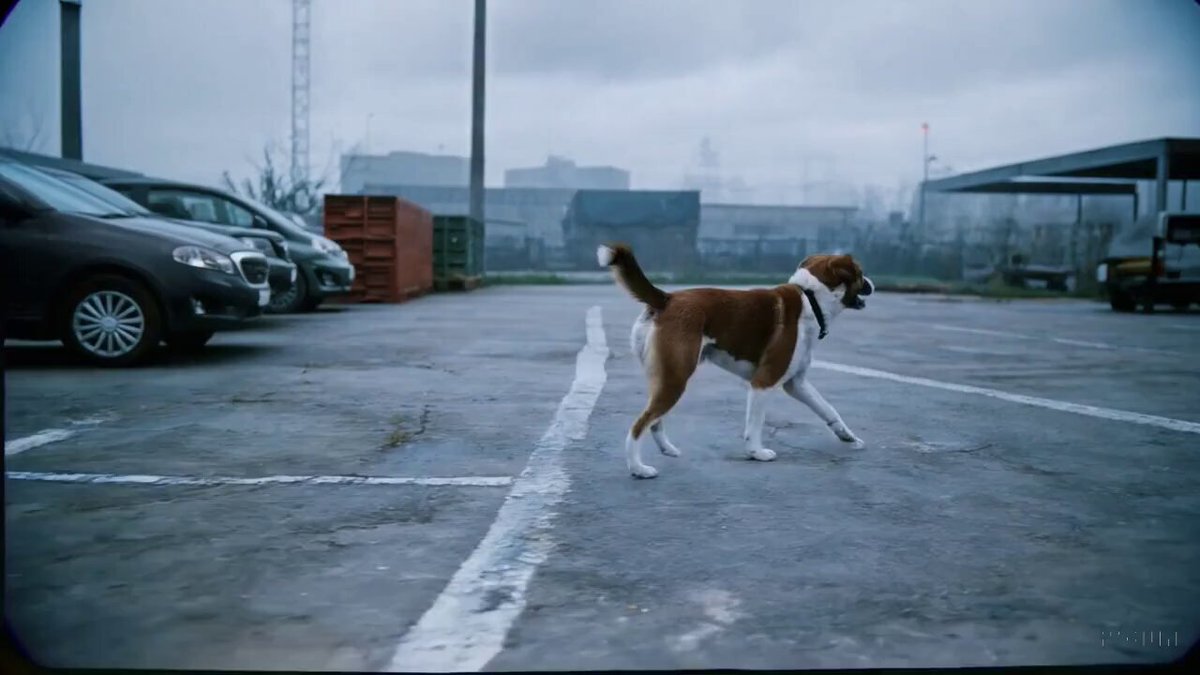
[
  {"xmin": 917, "ymin": 122, "xmax": 929, "ymax": 242},
  {"xmin": 60, "ymin": 0, "xmax": 82, "ymax": 160},
  {"xmin": 469, "ymin": 0, "xmax": 486, "ymax": 225}
]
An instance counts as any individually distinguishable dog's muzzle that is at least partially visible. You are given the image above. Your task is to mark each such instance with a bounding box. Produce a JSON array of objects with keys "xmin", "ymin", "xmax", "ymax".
[{"xmin": 851, "ymin": 277, "xmax": 873, "ymax": 310}]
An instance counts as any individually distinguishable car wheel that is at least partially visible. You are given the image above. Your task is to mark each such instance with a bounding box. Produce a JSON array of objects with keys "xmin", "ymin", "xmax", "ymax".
[
  {"xmin": 165, "ymin": 329, "xmax": 215, "ymax": 351},
  {"xmin": 1109, "ymin": 291, "xmax": 1136, "ymax": 313},
  {"xmin": 301, "ymin": 295, "xmax": 324, "ymax": 312},
  {"xmin": 268, "ymin": 271, "xmax": 307, "ymax": 314},
  {"xmin": 61, "ymin": 275, "xmax": 163, "ymax": 367}
]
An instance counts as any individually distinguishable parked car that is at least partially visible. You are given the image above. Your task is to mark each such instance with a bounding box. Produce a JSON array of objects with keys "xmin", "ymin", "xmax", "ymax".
[
  {"xmin": 285, "ymin": 210, "xmax": 323, "ymax": 233},
  {"xmin": 0, "ymin": 160, "xmax": 271, "ymax": 366},
  {"xmin": 34, "ymin": 166, "xmax": 298, "ymax": 305},
  {"xmin": 101, "ymin": 178, "xmax": 355, "ymax": 313}
]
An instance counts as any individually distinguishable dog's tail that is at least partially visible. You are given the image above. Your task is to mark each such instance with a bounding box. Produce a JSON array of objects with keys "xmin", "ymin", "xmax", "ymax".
[{"xmin": 597, "ymin": 243, "xmax": 669, "ymax": 311}]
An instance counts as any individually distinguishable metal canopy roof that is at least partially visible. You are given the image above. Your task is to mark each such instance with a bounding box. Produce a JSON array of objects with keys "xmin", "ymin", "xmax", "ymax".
[
  {"xmin": 938, "ymin": 180, "xmax": 1139, "ymax": 196},
  {"xmin": 926, "ymin": 137, "xmax": 1200, "ymax": 194}
]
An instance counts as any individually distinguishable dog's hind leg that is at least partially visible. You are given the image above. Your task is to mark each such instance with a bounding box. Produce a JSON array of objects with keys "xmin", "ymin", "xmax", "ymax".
[
  {"xmin": 783, "ymin": 377, "xmax": 865, "ymax": 448},
  {"xmin": 626, "ymin": 328, "xmax": 699, "ymax": 478},
  {"xmin": 649, "ymin": 420, "xmax": 682, "ymax": 457},
  {"xmin": 627, "ymin": 388, "xmax": 684, "ymax": 479}
]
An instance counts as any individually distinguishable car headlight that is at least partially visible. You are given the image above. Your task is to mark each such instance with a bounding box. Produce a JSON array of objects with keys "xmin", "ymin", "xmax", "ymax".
[
  {"xmin": 172, "ymin": 246, "xmax": 236, "ymax": 274},
  {"xmin": 311, "ymin": 236, "xmax": 347, "ymax": 258},
  {"xmin": 239, "ymin": 237, "xmax": 275, "ymax": 255},
  {"xmin": 1096, "ymin": 263, "xmax": 1108, "ymax": 283}
]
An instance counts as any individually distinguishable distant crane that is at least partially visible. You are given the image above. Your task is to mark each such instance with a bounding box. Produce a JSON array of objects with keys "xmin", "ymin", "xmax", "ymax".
[{"xmin": 291, "ymin": 0, "xmax": 311, "ymax": 196}]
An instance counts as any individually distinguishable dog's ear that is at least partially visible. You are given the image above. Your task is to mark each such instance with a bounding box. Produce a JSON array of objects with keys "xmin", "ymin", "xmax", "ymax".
[{"xmin": 832, "ymin": 255, "xmax": 860, "ymax": 287}]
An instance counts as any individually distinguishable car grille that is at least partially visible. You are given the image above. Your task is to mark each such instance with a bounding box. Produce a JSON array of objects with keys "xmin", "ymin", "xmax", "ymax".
[{"xmin": 231, "ymin": 252, "xmax": 270, "ymax": 285}]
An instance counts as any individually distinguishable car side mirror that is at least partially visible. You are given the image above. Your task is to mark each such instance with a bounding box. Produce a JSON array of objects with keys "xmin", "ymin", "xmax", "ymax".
[{"xmin": 252, "ymin": 215, "xmax": 270, "ymax": 229}]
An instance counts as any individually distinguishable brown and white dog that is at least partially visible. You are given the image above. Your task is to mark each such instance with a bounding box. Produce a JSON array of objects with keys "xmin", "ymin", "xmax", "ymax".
[{"xmin": 597, "ymin": 243, "xmax": 874, "ymax": 478}]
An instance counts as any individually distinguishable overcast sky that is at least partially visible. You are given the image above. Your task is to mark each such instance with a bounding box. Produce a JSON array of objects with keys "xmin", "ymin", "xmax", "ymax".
[{"xmin": 1, "ymin": 0, "xmax": 1198, "ymax": 203}]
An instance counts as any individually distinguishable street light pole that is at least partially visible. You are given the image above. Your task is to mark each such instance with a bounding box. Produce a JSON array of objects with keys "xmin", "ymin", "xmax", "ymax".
[
  {"xmin": 469, "ymin": 0, "xmax": 486, "ymax": 225},
  {"xmin": 60, "ymin": 0, "xmax": 83, "ymax": 160},
  {"xmin": 918, "ymin": 122, "xmax": 929, "ymax": 242}
]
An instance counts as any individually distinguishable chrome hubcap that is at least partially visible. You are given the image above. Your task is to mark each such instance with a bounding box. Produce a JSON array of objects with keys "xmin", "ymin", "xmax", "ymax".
[{"xmin": 73, "ymin": 290, "xmax": 145, "ymax": 358}]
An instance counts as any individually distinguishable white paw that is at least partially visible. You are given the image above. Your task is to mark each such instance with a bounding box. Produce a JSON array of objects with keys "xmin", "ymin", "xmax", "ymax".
[
  {"xmin": 848, "ymin": 437, "xmax": 866, "ymax": 450},
  {"xmin": 748, "ymin": 448, "xmax": 777, "ymax": 462},
  {"xmin": 832, "ymin": 422, "xmax": 861, "ymax": 445},
  {"xmin": 630, "ymin": 464, "xmax": 659, "ymax": 479},
  {"xmin": 659, "ymin": 445, "xmax": 682, "ymax": 457}
]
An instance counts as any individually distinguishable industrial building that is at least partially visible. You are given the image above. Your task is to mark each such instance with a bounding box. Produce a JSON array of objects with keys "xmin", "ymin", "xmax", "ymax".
[
  {"xmin": 340, "ymin": 151, "xmax": 470, "ymax": 193},
  {"xmin": 504, "ymin": 155, "xmax": 631, "ymax": 191},
  {"xmin": 561, "ymin": 190, "xmax": 701, "ymax": 272}
]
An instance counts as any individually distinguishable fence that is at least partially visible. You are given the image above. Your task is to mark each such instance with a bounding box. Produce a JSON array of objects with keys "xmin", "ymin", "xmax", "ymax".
[{"xmin": 696, "ymin": 238, "xmax": 810, "ymax": 273}]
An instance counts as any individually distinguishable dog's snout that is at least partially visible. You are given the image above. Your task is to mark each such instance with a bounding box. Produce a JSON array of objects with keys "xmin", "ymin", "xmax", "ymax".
[
  {"xmin": 852, "ymin": 297, "xmax": 866, "ymax": 310},
  {"xmin": 861, "ymin": 277, "xmax": 874, "ymax": 296}
]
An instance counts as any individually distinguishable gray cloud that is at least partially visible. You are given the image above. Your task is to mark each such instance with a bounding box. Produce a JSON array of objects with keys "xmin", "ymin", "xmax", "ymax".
[
  {"xmin": 1, "ymin": 0, "xmax": 1198, "ymax": 201},
  {"xmin": 490, "ymin": 0, "xmax": 809, "ymax": 81}
]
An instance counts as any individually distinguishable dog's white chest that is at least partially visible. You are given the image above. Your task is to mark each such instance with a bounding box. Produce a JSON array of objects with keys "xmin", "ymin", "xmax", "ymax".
[{"xmin": 782, "ymin": 317, "xmax": 817, "ymax": 383}]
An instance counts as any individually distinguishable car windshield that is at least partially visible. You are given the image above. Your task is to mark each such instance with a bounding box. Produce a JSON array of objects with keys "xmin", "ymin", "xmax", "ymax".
[
  {"xmin": 0, "ymin": 163, "xmax": 124, "ymax": 217},
  {"xmin": 51, "ymin": 173, "xmax": 153, "ymax": 216},
  {"xmin": 242, "ymin": 195, "xmax": 314, "ymax": 238}
]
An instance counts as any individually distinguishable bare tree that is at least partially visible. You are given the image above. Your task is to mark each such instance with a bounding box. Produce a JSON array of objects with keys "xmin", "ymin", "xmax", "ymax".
[
  {"xmin": 221, "ymin": 143, "xmax": 332, "ymax": 215},
  {"xmin": 1, "ymin": 107, "xmax": 48, "ymax": 152}
]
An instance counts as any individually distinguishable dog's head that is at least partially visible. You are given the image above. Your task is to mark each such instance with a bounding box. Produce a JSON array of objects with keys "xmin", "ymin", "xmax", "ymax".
[{"xmin": 790, "ymin": 254, "xmax": 874, "ymax": 310}]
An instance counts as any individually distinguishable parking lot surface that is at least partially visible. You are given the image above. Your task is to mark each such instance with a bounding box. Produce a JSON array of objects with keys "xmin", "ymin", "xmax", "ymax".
[{"xmin": 5, "ymin": 285, "xmax": 1200, "ymax": 670}]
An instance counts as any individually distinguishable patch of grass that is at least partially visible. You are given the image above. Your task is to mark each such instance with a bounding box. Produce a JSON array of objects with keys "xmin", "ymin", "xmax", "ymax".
[
  {"xmin": 482, "ymin": 270, "xmax": 1101, "ymax": 300},
  {"xmin": 482, "ymin": 273, "xmax": 588, "ymax": 286},
  {"xmin": 384, "ymin": 427, "xmax": 413, "ymax": 448},
  {"xmin": 383, "ymin": 406, "xmax": 430, "ymax": 448}
]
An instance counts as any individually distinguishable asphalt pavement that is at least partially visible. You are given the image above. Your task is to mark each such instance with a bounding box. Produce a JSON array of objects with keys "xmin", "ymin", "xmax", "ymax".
[{"xmin": 4, "ymin": 284, "xmax": 1199, "ymax": 670}]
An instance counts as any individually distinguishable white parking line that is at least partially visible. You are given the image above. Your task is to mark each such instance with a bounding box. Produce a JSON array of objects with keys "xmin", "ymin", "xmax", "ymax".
[
  {"xmin": 386, "ymin": 305, "xmax": 609, "ymax": 673},
  {"xmin": 814, "ymin": 360, "xmax": 1200, "ymax": 435},
  {"xmin": 931, "ymin": 324, "xmax": 1179, "ymax": 355},
  {"xmin": 5, "ymin": 471, "xmax": 513, "ymax": 488},
  {"xmin": 4, "ymin": 416, "xmax": 112, "ymax": 457}
]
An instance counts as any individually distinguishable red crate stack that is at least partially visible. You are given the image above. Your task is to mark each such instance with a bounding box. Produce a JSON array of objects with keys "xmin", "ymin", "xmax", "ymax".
[{"xmin": 323, "ymin": 195, "xmax": 433, "ymax": 303}]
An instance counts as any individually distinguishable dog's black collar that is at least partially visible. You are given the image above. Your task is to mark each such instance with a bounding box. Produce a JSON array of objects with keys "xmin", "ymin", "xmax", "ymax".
[{"xmin": 802, "ymin": 288, "xmax": 828, "ymax": 340}]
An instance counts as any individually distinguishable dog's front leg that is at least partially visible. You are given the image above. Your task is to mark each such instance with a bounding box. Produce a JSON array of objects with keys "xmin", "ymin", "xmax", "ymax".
[
  {"xmin": 743, "ymin": 387, "xmax": 776, "ymax": 461},
  {"xmin": 783, "ymin": 377, "xmax": 865, "ymax": 448}
]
